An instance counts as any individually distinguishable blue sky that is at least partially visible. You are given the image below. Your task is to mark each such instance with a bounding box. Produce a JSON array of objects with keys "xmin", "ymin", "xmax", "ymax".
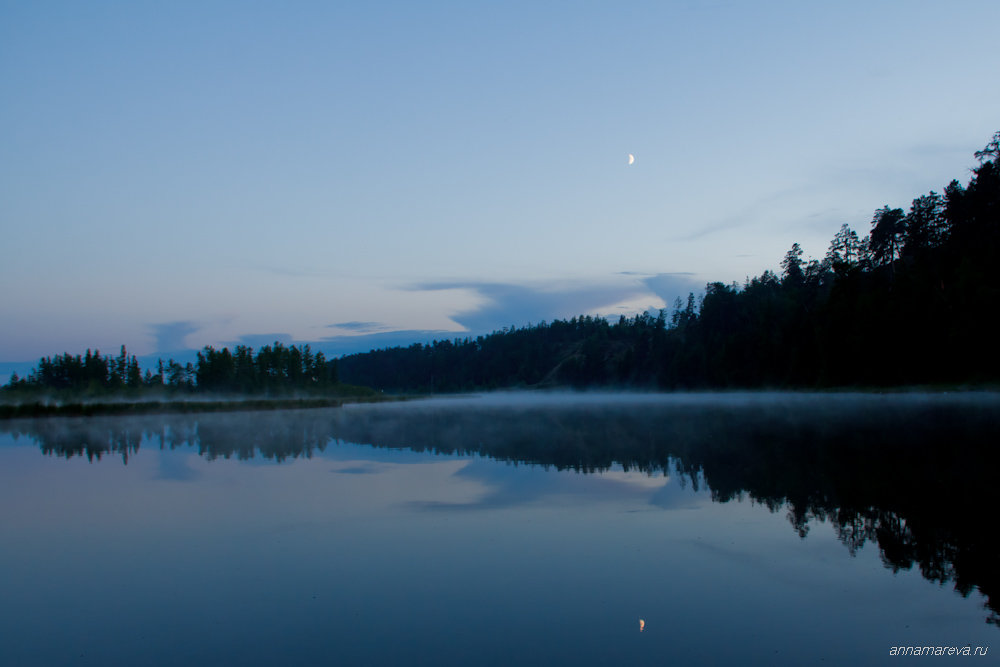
[{"xmin": 2, "ymin": 1, "xmax": 999, "ymax": 368}]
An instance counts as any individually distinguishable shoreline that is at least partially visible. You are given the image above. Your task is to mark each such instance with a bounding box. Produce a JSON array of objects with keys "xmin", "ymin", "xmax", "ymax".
[
  {"xmin": 4, "ymin": 384, "xmax": 999, "ymax": 420},
  {"xmin": 0, "ymin": 394, "xmax": 409, "ymax": 419}
]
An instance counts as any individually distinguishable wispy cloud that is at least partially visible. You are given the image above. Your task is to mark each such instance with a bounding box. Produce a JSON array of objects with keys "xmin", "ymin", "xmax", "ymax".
[
  {"xmin": 328, "ymin": 321, "xmax": 392, "ymax": 334},
  {"xmin": 412, "ymin": 280, "xmax": 651, "ymax": 332},
  {"xmin": 669, "ymin": 182, "xmax": 858, "ymax": 243},
  {"xmin": 312, "ymin": 277, "xmax": 677, "ymax": 356},
  {"xmin": 668, "ymin": 184, "xmax": 812, "ymax": 242},
  {"xmin": 190, "ymin": 275, "xmax": 702, "ymax": 359},
  {"xmin": 672, "ymin": 218, "xmax": 749, "ymax": 242}
]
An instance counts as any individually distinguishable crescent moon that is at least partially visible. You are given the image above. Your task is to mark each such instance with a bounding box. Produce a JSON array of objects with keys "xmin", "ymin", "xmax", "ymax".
[{"xmin": 628, "ymin": 154, "xmax": 635, "ymax": 165}]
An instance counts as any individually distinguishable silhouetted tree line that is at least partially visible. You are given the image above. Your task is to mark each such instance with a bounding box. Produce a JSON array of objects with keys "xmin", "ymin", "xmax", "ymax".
[
  {"xmin": 194, "ymin": 342, "xmax": 338, "ymax": 393},
  {"xmin": 6, "ymin": 345, "xmax": 145, "ymax": 393},
  {"xmin": 3, "ymin": 341, "xmax": 340, "ymax": 398},
  {"xmin": 6, "ymin": 394, "xmax": 997, "ymax": 625},
  {"xmin": 339, "ymin": 133, "xmax": 1000, "ymax": 391}
]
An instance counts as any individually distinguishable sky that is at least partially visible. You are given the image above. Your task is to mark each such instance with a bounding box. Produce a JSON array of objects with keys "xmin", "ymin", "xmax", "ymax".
[{"xmin": 2, "ymin": 0, "xmax": 999, "ymax": 369}]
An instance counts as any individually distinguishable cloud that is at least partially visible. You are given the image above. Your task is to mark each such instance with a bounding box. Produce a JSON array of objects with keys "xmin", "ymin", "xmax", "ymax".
[
  {"xmin": 172, "ymin": 275, "xmax": 701, "ymax": 361},
  {"xmin": 151, "ymin": 321, "xmax": 199, "ymax": 353},
  {"xmin": 318, "ymin": 276, "xmax": 702, "ymax": 356},
  {"xmin": 672, "ymin": 218, "xmax": 748, "ymax": 242},
  {"xmin": 668, "ymin": 183, "xmax": 820, "ymax": 242},
  {"xmin": 668, "ymin": 181, "xmax": 859, "ymax": 244},
  {"xmin": 328, "ymin": 321, "xmax": 391, "ymax": 334},
  {"xmin": 412, "ymin": 280, "xmax": 651, "ymax": 333},
  {"xmin": 641, "ymin": 273, "xmax": 703, "ymax": 307},
  {"xmin": 311, "ymin": 277, "xmax": 679, "ymax": 357}
]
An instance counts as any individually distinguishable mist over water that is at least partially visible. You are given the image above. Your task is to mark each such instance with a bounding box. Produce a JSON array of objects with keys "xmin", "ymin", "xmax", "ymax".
[{"xmin": 1, "ymin": 391, "xmax": 997, "ymax": 665}]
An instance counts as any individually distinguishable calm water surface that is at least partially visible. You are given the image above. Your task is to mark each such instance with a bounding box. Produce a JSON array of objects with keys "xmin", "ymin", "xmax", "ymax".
[{"xmin": 1, "ymin": 392, "xmax": 997, "ymax": 666}]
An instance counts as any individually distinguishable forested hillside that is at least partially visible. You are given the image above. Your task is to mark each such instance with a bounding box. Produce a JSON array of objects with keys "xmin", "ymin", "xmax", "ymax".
[{"xmin": 339, "ymin": 132, "xmax": 1000, "ymax": 391}]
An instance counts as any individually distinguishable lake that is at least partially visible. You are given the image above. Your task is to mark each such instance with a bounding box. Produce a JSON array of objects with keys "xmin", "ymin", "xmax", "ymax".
[{"xmin": 1, "ymin": 392, "xmax": 996, "ymax": 665}]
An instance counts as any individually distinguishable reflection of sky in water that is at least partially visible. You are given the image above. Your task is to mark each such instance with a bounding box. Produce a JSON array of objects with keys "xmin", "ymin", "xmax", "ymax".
[
  {"xmin": 0, "ymin": 398, "xmax": 997, "ymax": 666},
  {"xmin": 319, "ymin": 436, "xmax": 709, "ymax": 513},
  {"xmin": 154, "ymin": 446, "xmax": 201, "ymax": 481},
  {"xmin": 403, "ymin": 458, "xmax": 702, "ymax": 512}
]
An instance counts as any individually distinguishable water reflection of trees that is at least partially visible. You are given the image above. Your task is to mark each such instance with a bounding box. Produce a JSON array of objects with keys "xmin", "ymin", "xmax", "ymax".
[
  {"xmin": 3, "ymin": 410, "xmax": 334, "ymax": 464},
  {"xmin": 3, "ymin": 394, "xmax": 998, "ymax": 626}
]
